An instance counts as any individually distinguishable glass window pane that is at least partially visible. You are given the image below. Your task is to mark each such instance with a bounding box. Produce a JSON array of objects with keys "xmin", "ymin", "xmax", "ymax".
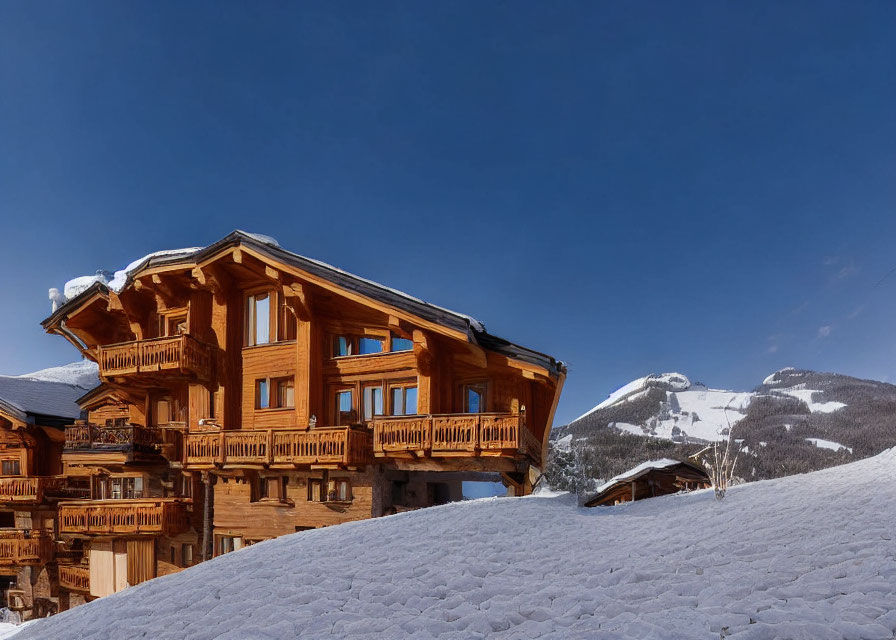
[
  {"xmin": 391, "ymin": 388, "xmax": 403, "ymax": 416},
  {"xmin": 334, "ymin": 336, "xmax": 351, "ymax": 357},
  {"xmin": 363, "ymin": 386, "xmax": 383, "ymax": 421},
  {"xmin": 404, "ymin": 387, "xmax": 417, "ymax": 415},
  {"xmin": 359, "ymin": 337, "xmax": 383, "ymax": 355},
  {"xmin": 339, "ymin": 391, "xmax": 353, "ymax": 412},
  {"xmin": 467, "ymin": 387, "xmax": 482, "ymax": 413},
  {"xmin": 390, "ymin": 334, "xmax": 413, "ymax": 352},
  {"xmin": 254, "ymin": 294, "xmax": 270, "ymax": 345},
  {"xmin": 257, "ymin": 379, "xmax": 269, "ymax": 409}
]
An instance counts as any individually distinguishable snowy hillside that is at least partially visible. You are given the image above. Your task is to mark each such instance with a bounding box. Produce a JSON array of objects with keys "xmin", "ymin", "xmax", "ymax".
[{"xmin": 10, "ymin": 450, "xmax": 896, "ymax": 639}]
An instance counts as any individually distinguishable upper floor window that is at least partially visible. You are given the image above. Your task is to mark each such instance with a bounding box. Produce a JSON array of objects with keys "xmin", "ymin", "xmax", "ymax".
[
  {"xmin": 256, "ymin": 377, "xmax": 294, "ymax": 410},
  {"xmin": 96, "ymin": 476, "xmax": 144, "ymax": 500},
  {"xmin": 159, "ymin": 310, "xmax": 187, "ymax": 337},
  {"xmin": 362, "ymin": 384, "xmax": 383, "ymax": 421},
  {"xmin": 390, "ymin": 384, "xmax": 418, "ymax": 416},
  {"xmin": 463, "ymin": 384, "xmax": 486, "ymax": 413},
  {"xmin": 335, "ymin": 389, "xmax": 356, "ymax": 425},
  {"xmin": 390, "ymin": 333, "xmax": 413, "ymax": 352},
  {"xmin": 332, "ymin": 335, "xmax": 384, "ymax": 357},
  {"xmin": 246, "ymin": 293, "xmax": 271, "ymax": 346},
  {"xmin": 0, "ymin": 460, "xmax": 20, "ymax": 476}
]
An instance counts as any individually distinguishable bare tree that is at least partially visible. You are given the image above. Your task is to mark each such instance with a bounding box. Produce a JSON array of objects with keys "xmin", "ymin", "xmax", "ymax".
[{"xmin": 699, "ymin": 399, "xmax": 742, "ymax": 500}]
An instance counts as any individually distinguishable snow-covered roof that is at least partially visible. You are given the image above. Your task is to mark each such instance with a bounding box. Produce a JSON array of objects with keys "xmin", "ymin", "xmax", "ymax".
[
  {"xmin": 11, "ymin": 448, "xmax": 896, "ymax": 639},
  {"xmin": 45, "ymin": 231, "xmax": 564, "ymax": 376},
  {"xmin": 593, "ymin": 458, "xmax": 683, "ymax": 494},
  {"xmin": 0, "ymin": 376, "xmax": 92, "ymax": 423}
]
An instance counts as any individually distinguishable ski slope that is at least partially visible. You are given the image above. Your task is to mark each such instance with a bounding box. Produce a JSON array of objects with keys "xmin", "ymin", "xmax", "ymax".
[{"xmin": 11, "ymin": 450, "xmax": 896, "ymax": 639}]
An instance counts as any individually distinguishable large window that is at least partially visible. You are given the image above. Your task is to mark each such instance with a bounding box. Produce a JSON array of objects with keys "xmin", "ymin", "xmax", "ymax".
[
  {"xmin": 216, "ymin": 535, "xmax": 242, "ymax": 556},
  {"xmin": 247, "ymin": 293, "xmax": 271, "ymax": 346},
  {"xmin": 97, "ymin": 476, "xmax": 144, "ymax": 500},
  {"xmin": 390, "ymin": 384, "xmax": 418, "ymax": 416}
]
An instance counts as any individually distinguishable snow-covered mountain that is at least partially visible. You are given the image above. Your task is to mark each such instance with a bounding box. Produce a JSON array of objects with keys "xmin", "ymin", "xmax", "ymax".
[
  {"xmin": 547, "ymin": 368, "xmax": 896, "ymax": 492},
  {"xmin": 10, "ymin": 450, "xmax": 896, "ymax": 639}
]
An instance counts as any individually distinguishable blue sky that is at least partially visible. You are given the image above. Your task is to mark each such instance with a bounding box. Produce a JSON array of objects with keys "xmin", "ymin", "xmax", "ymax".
[{"xmin": 2, "ymin": 2, "xmax": 896, "ymax": 425}]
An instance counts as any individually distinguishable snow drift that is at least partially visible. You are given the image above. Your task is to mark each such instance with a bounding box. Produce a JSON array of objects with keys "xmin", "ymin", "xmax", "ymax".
[{"xmin": 12, "ymin": 450, "xmax": 896, "ymax": 639}]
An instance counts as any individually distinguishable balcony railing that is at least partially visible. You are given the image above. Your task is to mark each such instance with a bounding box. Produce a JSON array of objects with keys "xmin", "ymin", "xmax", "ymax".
[
  {"xmin": 97, "ymin": 334, "xmax": 213, "ymax": 379},
  {"xmin": 64, "ymin": 423, "xmax": 162, "ymax": 453},
  {"xmin": 184, "ymin": 428, "xmax": 373, "ymax": 467},
  {"xmin": 58, "ymin": 499, "xmax": 190, "ymax": 536},
  {"xmin": 58, "ymin": 564, "xmax": 90, "ymax": 593},
  {"xmin": 0, "ymin": 531, "xmax": 53, "ymax": 566},
  {"xmin": 0, "ymin": 477, "xmax": 90, "ymax": 503},
  {"xmin": 372, "ymin": 413, "xmax": 541, "ymax": 465}
]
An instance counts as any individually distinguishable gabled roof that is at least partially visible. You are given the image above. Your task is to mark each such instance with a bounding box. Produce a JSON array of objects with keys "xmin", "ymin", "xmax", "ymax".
[
  {"xmin": 583, "ymin": 459, "xmax": 709, "ymax": 507},
  {"xmin": 45, "ymin": 230, "xmax": 565, "ymax": 376},
  {"xmin": 0, "ymin": 375, "xmax": 92, "ymax": 423}
]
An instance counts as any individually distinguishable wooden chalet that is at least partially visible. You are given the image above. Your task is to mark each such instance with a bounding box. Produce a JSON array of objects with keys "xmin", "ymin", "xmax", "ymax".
[
  {"xmin": 40, "ymin": 230, "xmax": 565, "ymax": 602},
  {"xmin": 0, "ymin": 374, "xmax": 94, "ymax": 617},
  {"xmin": 583, "ymin": 459, "xmax": 710, "ymax": 507}
]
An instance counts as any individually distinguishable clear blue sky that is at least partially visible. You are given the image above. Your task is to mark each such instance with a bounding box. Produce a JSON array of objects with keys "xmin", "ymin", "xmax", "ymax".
[{"xmin": 2, "ymin": 2, "xmax": 896, "ymax": 425}]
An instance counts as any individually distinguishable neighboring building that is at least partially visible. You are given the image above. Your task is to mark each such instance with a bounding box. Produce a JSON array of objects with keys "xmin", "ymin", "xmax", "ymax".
[
  {"xmin": 0, "ymin": 374, "xmax": 95, "ymax": 618},
  {"xmin": 583, "ymin": 459, "xmax": 710, "ymax": 507},
  {"xmin": 41, "ymin": 230, "xmax": 566, "ymax": 601}
]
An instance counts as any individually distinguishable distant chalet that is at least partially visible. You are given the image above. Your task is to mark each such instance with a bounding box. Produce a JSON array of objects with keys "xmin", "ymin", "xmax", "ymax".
[{"xmin": 584, "ymin": 459, "xmax": 710, "ymax": 507}]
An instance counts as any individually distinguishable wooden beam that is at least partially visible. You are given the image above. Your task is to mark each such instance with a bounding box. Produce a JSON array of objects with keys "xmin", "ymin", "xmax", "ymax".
[
  {"xmin": 232, "ymin": 248, "xmax": 243, "ymax": 264},
  {"xmin": 281, "ymin": 282, "xmax": 311, "ymax": 321},
  {"xmin": 264, "ymin": 265, "xmax": 280, "ymax": 281}
]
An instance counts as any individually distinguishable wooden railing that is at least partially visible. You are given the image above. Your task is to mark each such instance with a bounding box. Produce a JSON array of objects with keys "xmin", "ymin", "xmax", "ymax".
[
  {"xmin": 0, "ymin": 477, "xmax": 90, "ymax": 503},
  {"xmin": 64, "ymin": 423, "xmax": 162, "ymax": 452},
  {"xmin": 372, "ymin": 413, "xmax": 540, "ymax": 465},
  {"xmin": 0, "ymin": 532, "xmax": 53, "ymax": 566},
  {"xmin": 58, "ymin": 499, "xmax": 190, "ymax": 536},
  {"xmin": 58, "ymin": 564, "xmax": 90, "ymax": 592},
  {"xmin": 184, "ymin": 428, "xmax": 373, "ymax": 467},
  {"xmin": 97, "ymin": 334, "xmax": 213, "ymax": 379}
]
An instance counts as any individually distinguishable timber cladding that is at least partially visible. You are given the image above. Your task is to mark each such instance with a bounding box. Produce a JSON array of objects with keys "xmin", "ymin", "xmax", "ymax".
[
  {"xmin": 241, "ymin": 342, "xmax": 298, "ymax": 429},
  {"xmin": 212, "ymin": 470, "xmax": 376, "ymax": 539}
]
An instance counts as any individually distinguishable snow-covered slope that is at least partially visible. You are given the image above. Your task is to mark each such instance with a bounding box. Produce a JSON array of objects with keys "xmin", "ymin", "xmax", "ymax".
[{"xmin": 12, "ymin": 450, "xmax": 896, "ymax": 640}]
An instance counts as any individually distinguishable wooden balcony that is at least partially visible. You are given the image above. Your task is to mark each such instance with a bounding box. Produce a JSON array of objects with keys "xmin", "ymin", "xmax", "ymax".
[
  {"xmin": 97, "ymin": 334, "xmax": 213, "ymax": 380},
  {"xmin": 0, "ymin": 532, "xmax": 53, "ymax": 567},
  {"xmin": 0, "ymin": 477, "xmax": 90, "ymax": 504},
  {"xmin": 372, "ymin": 413, "xmax": 541, "ymax": 465},
  {"xmin": 184, "ymin": 427, "xmax": 373, "ymax": 469},
  {"xmin": 58, "ymin": 499, "xmax": 190, "ymax": 537},
  {"xmin": 65, "ymin": 423, "xmax": 162, "ymax": 453},
  {"xmin": 58, "ymin": 564, "xmax": 90, "ymax": 593}
]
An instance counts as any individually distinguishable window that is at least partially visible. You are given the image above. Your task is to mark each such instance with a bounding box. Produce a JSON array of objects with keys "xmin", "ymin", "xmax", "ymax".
[
  {"xmin": 256, "ymin": 379, "xmax": 269, "ymax": 409},
  {"xmin": 256, "ymin": 377, "xmax": 294, "ymax": 409},
  {"xmin": 463, "ymin": 384, "xmax": 486, "ymax": 413},
  {"xmin": 335, "ymin": 389, "xmax": 355, "ymax": 425},
  {"xmin": 247, "ymin": 293, "xmax": 271, "ymax": 346},
  {"xmin": 109, "ymin": 476, "xmax": 144, "ymax": 500},
  {"xmin": 279, "ymin": 304, "xmax": 297, "ymax": 341},
  {"xmin": 333, "ymin": 335, "xmax": 386, "ymax": 357},
  {"xmin": 330, "ymin": 479, "xmax": 351, "ymax": 501},
  {"xmin": 390, "ymin": 385, "xmax": 418, "ymax": 416},
  {"xmin": 390, "ymin": 333, "xmax": 413, "ymax": 352},
  {"xmin": 308, "ymin": 478, "xmax": 324, "ymax": 502},
  {"xmin": 276, "ymin": 378, "xmax": 295, "ymax": 409},
  {"xmin": 180, "ymin": 475, "xmax": 193, "ymax": 499},
  {"xmin": 333, "ymin": 336, "xmax": 352, "ymax": 357},
  {"xmin": 358, "ymin": 337, "xmax": 384, "ymax": 355},
  {"xmin": 362, "ymin": 385, "xmax": 383, "ymax": 421},
  {"xmin": 0, "ymin": 460, "xmax": 20, "ymax": 476},
  {"xmin": 217, "ymin": 535, "xmax": 242, "ymax": 555},
  {"xmin": 182, "ymin": 544, "xmax": 194, "ymax": 567}
]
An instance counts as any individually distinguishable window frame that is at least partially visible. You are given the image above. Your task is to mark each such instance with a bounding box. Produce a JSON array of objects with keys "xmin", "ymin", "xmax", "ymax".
[
  {"xmin": 388, "ymin": 381, "xmax": 418, "ymax": 416},
  {"xmin": 255, "ymin": 376, "xmax": 296, "ymax": 410},
  {"xmin": 245, "ymin": 290, "xmax": 274, "ymax": 347},
  {"xmin": 462, "ymin": 382, "xmax": 488, "ymax": 414}
]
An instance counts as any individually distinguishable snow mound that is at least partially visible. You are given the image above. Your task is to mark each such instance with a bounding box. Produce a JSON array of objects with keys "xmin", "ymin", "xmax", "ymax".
[
  {"xmin": 15, "ymin": 361, "xmax": 99, "ymax": 389},
  {"xmin": 14, "ymin": 450, "xmax": 896, "ymax": 640}
]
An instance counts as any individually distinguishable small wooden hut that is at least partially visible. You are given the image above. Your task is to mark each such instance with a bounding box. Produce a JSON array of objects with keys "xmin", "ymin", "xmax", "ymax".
[{"xmin": 584, "ymin": 459, "xmax": 709, "ymax": 507}]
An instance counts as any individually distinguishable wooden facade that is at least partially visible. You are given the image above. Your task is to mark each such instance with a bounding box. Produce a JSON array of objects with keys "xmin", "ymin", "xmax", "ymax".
[
  {"xmin": 27, "ymin": 230, "xmax": 564, "ymax": 615},
  {"xmin": 583, "ymin": 461, "xmax": 710, "ymax": 507}
]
